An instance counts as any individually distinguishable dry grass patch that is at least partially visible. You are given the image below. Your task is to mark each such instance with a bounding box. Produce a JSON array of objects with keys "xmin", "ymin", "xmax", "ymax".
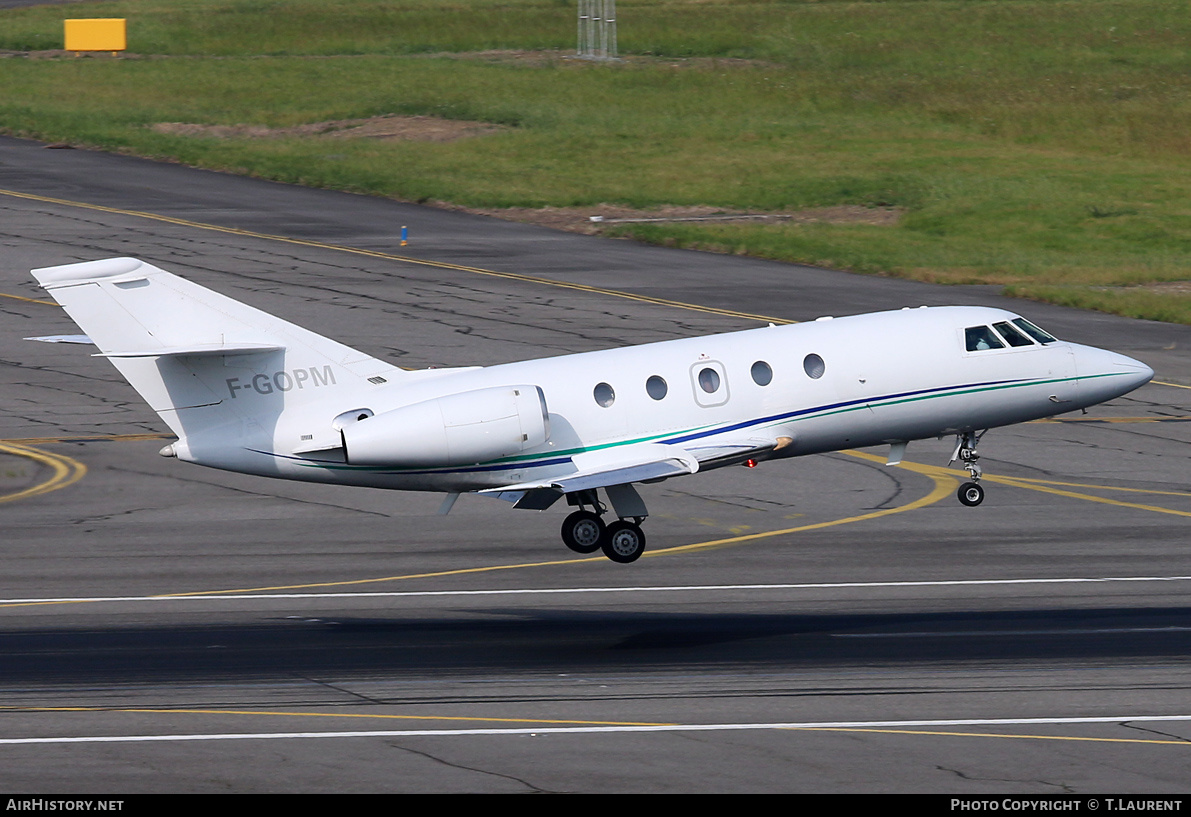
[
  {"xmin": 151, "ymin": 114, "xmax": 506, "ymax": 143},
  {"xmin": 450, "ymin": 203, "xmax": 901, "ymax": 235}
]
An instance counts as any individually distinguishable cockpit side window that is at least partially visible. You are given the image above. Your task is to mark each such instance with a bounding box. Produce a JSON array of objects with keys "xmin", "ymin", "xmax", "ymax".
[
  {"xmin": 992, "ymin": 321, "xmax": 1034, "ymax": 348},
  {"xmin": 1011, "ymin": 318, "xmax": 1058, "ymax": 344},
  {"xmin": 965, "ymin": 325, "xmax": 1005, "ymax": 352}
]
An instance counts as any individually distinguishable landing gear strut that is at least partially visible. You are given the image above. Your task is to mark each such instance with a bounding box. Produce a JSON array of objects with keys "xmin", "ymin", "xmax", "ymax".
[{"xmin": 951, "ymin": 430, "xmax": 986, "ymax": 507}]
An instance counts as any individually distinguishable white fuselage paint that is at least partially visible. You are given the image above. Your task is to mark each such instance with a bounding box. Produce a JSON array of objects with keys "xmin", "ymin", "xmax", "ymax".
[{"xmin": 182, "ymin": 305, "xmax": 1152, "ymax": 493}]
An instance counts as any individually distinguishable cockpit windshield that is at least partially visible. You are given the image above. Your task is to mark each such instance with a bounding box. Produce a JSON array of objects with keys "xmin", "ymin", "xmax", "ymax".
[
  {"xmin": 965, "ymin": 325, "xmax": 1005, "ymax": 352},
  {"xmin": 1011, "ymin": 317, "xmax": 1058, "ymax": 344},
  {"xmin": 993, "ymin": 321, "xmax": 1034, "ymax": 348},
  {"xmin": 965, "ymin": 317, "xmax": 1060, "ymax": 352}
]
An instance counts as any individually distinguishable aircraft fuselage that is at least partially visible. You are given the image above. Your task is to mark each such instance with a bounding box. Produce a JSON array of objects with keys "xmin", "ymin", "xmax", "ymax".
[{"xmin": 199, "ymin": 305, "xmax": 1150, "ymax": 493}]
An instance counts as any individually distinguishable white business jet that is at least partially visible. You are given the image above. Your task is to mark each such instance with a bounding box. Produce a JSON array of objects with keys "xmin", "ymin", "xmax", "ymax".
[{"xmin": 30, "ymin": 257, "xmax": 1153, "ymax": 563}]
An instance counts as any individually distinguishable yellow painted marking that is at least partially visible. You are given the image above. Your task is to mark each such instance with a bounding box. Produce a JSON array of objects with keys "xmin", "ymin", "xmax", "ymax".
[
  {"xmin": 9, "ymin": 439, "xmax": 1181, "ymax": 605},
  {"xmin": 980, "ymin": 474, "xmax": 1191, "ymax": 500},
  {"xmin": 0, "ymin": 449, "xmax": 956, "ymax": 607},
  {"xmin": 1, "ymin": 706, "xmax": 668, "ymax": 728},
  {"xmin": 848, "ymin": 451, "xmax": 1190, "ymax": 518},
  {"xmin": 0, "ymin": 187, "xmax": 788, "ymax": 325},
  {"xmin": 3, "ymin": 433, "xmax": 173, "ymax": 445},
  {"xmin": 0, "ymin": 442, "xmax": 86, "ymax": 504},
  {"xmin": 153, "ymin": 451, "xmax": 952, "ymax": 595},
  {"xmin": 1154, "ymin": 380, "xmax": 1191, "ymax": 390},
  {"xmin": 986, "ymin": 474, "xmax": 1191, "ymax": 518},
  {"xmin": 1033, "ymin": 416, "xmax": 1191, "ymax": 424},
  {"xmin": 0, "ymin": 292, "xmax": 55, "ymax": 306},
  {"xmin": 646, "ymin": 451, "xmax": 956, "ymax": 558},
  {"xmin": 788, "ymin": 727, "xmax": 1191, "ymax": 747},
  {"xmin": 7, "ymin": 706, "xmax": 1187, "ymax": 746}
]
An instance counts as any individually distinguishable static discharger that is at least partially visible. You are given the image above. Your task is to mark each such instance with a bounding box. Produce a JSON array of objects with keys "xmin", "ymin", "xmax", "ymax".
[{"xmin": 64, "ymin": 19, "xmax": 127, "ymax": 56}]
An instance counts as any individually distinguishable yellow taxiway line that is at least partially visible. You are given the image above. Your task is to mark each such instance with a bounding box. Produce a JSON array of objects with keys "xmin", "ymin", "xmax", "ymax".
[
  {"xmin": 0, "ymin": 442, "xmax": 87, "ymax": 505},
  {"xmin": 0, "ymin": 186, "xmax": 788, "ymax": 325}
]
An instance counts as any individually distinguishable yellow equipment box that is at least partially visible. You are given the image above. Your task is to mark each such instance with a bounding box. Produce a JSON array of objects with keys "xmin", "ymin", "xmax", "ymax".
[{"xmin": 64, "ymin": 19, "xmax": 127, "ymax": 53}]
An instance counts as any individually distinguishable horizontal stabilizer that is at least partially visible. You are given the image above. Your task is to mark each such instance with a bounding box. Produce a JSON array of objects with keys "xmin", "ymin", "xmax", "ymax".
[
  {"xmin": 97, "ymin": 342, "xmax": 284, "ymax": 359},
  {"xmin": 25, "ymin": 335, "xmax": 94, "ymax": 345}
]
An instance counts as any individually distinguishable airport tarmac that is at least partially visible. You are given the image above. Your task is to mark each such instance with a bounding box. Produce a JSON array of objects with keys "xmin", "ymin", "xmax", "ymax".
[{"xmin": 1, "ymin": 135, "xmax": 1190, "ymax": 793}]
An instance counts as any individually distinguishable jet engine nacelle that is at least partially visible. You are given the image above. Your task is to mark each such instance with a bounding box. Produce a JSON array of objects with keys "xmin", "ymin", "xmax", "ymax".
[{"xmin": 341, "ymin": 385, "xmax": 549, "ymax": 467}]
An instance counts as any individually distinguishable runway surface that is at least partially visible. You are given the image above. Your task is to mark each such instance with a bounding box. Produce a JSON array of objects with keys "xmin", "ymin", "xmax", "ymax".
[{"xmin": 1, "ymin": 135, "xmax": 1190, "ymax": 793}]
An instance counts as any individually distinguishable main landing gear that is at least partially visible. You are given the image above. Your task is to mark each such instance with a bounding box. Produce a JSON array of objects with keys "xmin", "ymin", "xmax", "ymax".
[
  {"xmin": 951, "ymin": 430, "xmax": 986, "ymax": 507},
  {"xmin": 560, "ymin": 510, "xmax": 604, "ymax": 554},
  {"xmin": 560, "ymin": 488, "xmax": 648, "ymax": 563}
]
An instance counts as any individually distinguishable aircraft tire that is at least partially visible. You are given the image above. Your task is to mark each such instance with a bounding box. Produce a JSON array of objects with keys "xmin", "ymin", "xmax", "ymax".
[
  {"xmin": 958, "ymin": 482, "xmax": 985, "ymax": 507},
  {"xmin": 601, "ymin": 521, "xmax": 646, "ymax": 564},
  {"xmin": 562, "ymin": 510, "xmax": 605, "ymax": 554}
]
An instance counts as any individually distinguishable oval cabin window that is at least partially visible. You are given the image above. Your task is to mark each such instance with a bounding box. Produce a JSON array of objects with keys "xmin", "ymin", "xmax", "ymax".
[
  {"xmin": 593, "ymin": 382, "xmax": 616, "ymax": 407},
  {"xmin": 803, "ymin": 354, "xmax": 825, "ymax": 379},
  {"xmin": 751, "ymin": 361, "xmax": 773, "ymax": 386}
]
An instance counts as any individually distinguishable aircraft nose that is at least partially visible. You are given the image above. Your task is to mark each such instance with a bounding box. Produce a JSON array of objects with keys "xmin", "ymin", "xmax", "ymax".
[
  {"xmin": 1073, "ymin": 345, "xmax": 1154, "ymax": 402},
  {"xmin": 1118, "ymin": 357, "xmax": 1155, "ymax": 390}
]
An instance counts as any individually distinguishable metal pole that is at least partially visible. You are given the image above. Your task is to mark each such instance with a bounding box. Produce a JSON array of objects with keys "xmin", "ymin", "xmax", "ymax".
[
  {"xmin": 606, "ymin": 0, "xmax": 617, "ymax": 60},
  {"xmin": 578, "ymin": 0, "xmax": 591, "ymax": 58},
  {"xmin": 594, "ymin": 0, "xmax": 604, "ymax": 59},
  {"xmin": 577, "ymin": 0, "xmax": 617, "ymax": 60}
]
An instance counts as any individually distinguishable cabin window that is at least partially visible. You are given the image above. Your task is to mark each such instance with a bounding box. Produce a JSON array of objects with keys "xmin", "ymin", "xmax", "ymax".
[
  {"xmin": 646, "ymin": 375, "xmax": 668, "ymax": 400},
  {"xmin": 698, "ymin": 367, "xmax": 721, "ymax": 393},
  {"xmin": 965, "ymin": 326, "xmax": 1005, "ymax": 352},
  {"xmin": 593, "ymin": 382, "xmax": 616, "ymax": 407},
  {"xmin": 751, "ymin": 361, "xmax": 773, "ymax": 386},
  {"xmin": 1012, "ymin": 318, "xmax": 1058, "ymax": 345},
  {"xmin": 803, "ymin": 353, "xmax": 825, "ymax": 379},
  {"xmin": 690, "ymin": 361, "xmax": 730, "ymax": 407},
  {"xmin": 993, "ymin": 321, "xmax": 1034, "ymax": 348}
]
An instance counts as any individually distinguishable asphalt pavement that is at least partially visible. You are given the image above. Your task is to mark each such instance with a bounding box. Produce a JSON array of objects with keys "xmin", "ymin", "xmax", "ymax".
[{"xmin": 1, "ymin": 134, "xmax": 1189, "ymax": 793}]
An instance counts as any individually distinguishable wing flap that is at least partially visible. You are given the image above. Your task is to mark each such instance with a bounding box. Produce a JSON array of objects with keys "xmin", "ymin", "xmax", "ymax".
[
  {"xmin": 683, "ymin": 435, "xmax": 792, "ymax": 469},
  {"xmin": 481, "ymin": 442, "xmax": 699, "ymax": 496}
]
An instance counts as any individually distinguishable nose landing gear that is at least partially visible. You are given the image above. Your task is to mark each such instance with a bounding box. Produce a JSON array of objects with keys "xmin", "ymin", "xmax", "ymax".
[{"xmin": 951, "ymin": 430, "xmax": 986, "ymax": 507}]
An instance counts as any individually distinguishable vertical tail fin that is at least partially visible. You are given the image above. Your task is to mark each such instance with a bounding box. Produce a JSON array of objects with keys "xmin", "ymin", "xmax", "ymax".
[{"xmin": 31, "ymin": 258, "xmax": 399, "ymax": 440}]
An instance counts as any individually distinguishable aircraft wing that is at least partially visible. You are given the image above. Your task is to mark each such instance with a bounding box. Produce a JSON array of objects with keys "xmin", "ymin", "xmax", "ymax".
[
  {"xmin": 480, "ymin": 435, "xmax": 791, "ymax": 510},
  {"xmin": 480, "ymin": 442, "xmax": 700, "ymax": 508}
]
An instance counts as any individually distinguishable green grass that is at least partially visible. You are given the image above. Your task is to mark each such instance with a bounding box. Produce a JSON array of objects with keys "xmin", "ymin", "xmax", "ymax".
[{"xmin": 1, "ymin": 0, "xmax": 1189, "ymax": 323}]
